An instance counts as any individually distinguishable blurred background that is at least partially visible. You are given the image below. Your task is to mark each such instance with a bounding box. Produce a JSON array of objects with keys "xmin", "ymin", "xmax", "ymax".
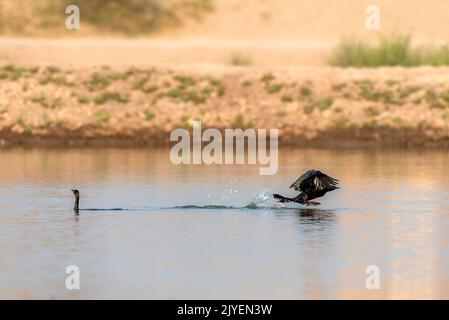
[
  {"xmin": 1, "ymin": 0, "xmax": 449, "ymax": 67},
  {"xmin": 1, "ymin": 0, "xmax": 449, "ymax": 147}
]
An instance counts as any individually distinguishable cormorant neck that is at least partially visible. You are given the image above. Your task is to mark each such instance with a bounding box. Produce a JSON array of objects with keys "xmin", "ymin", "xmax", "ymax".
[{"xmin": 74, "ymin": 195, "xmax": 79, "ymax": 212}]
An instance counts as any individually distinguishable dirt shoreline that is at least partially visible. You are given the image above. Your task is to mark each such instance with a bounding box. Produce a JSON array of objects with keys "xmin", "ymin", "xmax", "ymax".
[
  {"xmin": 1, "ymin": 65, "xmax": 449, "ymax": 148},
  {"xmin": 1, "ymin": 126, "xmax": 449, "ymax": 148}
]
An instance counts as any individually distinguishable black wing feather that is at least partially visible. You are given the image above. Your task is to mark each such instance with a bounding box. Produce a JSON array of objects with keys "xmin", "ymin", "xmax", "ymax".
[{"xmin": 289, "ymin": 170, "xmax": 339, "ymax": 192}]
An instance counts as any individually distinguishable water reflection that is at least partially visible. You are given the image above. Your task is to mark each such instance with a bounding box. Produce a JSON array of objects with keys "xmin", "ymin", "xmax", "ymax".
[
  {"xmin": 274, "ymin": 208, "xmax": 337, "ymax": 225},
  {"xmin": 295, "ymin": 208, "xmax": 336, "ymax": 221}
]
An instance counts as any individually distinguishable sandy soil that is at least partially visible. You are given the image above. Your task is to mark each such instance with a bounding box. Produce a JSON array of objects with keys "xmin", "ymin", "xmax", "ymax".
[
  {"xmin": 0, "ymin": 37, "xmax": 332, "ymax": 67},
  {"xmin": 1, "ymin": 64, "xmax": 449, "ymax": 148},
  {"xmin": 169, "ymin": 0, "xmax": 449, "ymax": 42}
]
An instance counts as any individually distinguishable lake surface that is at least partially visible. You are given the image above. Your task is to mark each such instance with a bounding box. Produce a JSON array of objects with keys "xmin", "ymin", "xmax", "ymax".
[{"xmin": 1, "ymin": 148, "xmax": 449, "ymax": 299}]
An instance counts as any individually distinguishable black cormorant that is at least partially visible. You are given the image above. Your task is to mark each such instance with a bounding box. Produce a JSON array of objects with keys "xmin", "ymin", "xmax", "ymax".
[
  {"xmin": 273, "ymin": 170, "xmax": 339, "ymax": 206},
  {"xmin": 71, "ymin": 189, "xmax": 125, "ymax": 212},
  {"xmin": 72, "ymin": 189, "xmax": 80, "ymax": 213}
]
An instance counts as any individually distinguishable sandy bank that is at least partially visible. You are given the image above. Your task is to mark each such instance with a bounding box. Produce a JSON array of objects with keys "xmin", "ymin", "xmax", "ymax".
[{"xmin": 1, "ymin": 65, "xmax": 449, "ymax": 148}]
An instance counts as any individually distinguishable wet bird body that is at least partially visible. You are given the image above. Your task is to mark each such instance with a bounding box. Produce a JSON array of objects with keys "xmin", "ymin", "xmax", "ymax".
[
  {"xmin": 273, "ymin": 170, "xmax": 339, "ymax": 206},
  {"xmin": 72, "ymin": 189, "xmax": 80, "ymax": 213}
]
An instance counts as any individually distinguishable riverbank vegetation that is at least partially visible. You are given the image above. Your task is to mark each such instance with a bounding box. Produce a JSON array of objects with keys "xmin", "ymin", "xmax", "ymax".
[
  {"xmin": 1, "ymin": 64, "xmax": 449, "ymax": 147},
  {"xmin": 329, "ymin": 35, "xmax": 449, "ymax": 67}
]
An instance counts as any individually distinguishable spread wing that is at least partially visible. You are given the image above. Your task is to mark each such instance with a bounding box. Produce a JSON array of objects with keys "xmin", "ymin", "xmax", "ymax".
[{"xmin": 289, "ymin": 170, "xmax": 339, "ymax": 192}]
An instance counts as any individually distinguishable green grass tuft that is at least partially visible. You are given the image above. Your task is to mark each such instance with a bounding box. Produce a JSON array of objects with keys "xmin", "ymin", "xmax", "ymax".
[
  {"xmin": 281, "ymin": 95, "xmax": 293, "ymax": 103},
  {"xmin": 276, "ymin": 110, "xmax": 287, "ymax": 117},
  {"xmin": 364, "ymin": 106, "xmax": 380, "ymax": 117},
  {"xmin": 77, "ymin": 95, "xmax": 90, "ymax": 104},
  {"xmin": 95, "ymin": 110, "xmax": 110, "ymax": 126},
  {"xmin": 327, "ymin": 116, "xmax": 350, "ymax": 130},
  {"xmin": 231, "ymin": 113, "xmax": 253, "ymax": 129},
  {"xmin": 84, "ymin": 71, "xmax": 128, "ymax": 91},
  {"xmin": 424, "ymin": 89, "xmax": 447, "ymax": 109},
  {"xmin": 16, "ymin": 117, "xmax": 32, "ymax": 133},
  {"xmin": 93, "ymin": 91, "xmax": 129, "ymax": 104},
  {"xmin": 329, "ymin": 34, "xmax": 449, "ymax": 67},
  {"xmin": 40, "ymin": 75, "xmax": 74, "ymax": 86},
  {"xmin": 144, "ymin": 110, "xmax": 156, "ymax": 121},
  {"xmin": 261, "ymin": 73, "xmax": 275, "ymax": 83},
  {"xmin": 229, "ymin": 52, "xmax": 252, "ymax": 66},
  {"xmin": 0, "ymin": 64, "xmax": 31, "ymax": 80},
  {"xmin": 299, "ymin": 86, "xmax": 312, "ymax": 98},
  {"xmin": 265, "ymin": 83, "xmax": 283, "ymax": 94},
  {"xmin": 317, "ymin": 96, "xmax": 334, "ymax": 111}
]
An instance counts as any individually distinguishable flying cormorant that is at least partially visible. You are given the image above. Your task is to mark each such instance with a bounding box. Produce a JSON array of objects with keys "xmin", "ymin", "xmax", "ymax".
[{"xmin": 273, "ymin": 170, "xmax": 339, "ymax": 206}]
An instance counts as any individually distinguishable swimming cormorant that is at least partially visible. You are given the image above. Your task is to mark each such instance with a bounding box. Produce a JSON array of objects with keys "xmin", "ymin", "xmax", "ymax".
[
  {"xmin": 273, "ymin": 170, "xmax": 339, "ymax": 206},
  {"xmin": 70, "ymin": 189, "xmax": 125, "ymax": 212},
  {"xmin": 72, "ymin": 189, "xmax": 80, "ymax": 214}
]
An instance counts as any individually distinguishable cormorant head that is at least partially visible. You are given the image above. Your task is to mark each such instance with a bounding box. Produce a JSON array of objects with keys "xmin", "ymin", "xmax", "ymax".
[
  {"xmin": 71, "ymin": 189, "xmax": 80, "ymax": 213},
  {"xmin": 72, "ymin": 189, "xmax": 80, "ymax": 198}
]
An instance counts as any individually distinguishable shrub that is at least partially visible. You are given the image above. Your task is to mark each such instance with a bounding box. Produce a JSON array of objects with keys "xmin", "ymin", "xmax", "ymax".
[{"xmin": 329, "ymin": 34, "xmax": 449, "ymax": 67}]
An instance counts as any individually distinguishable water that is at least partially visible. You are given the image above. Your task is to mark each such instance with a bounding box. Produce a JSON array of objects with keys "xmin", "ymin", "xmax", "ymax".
[{"xmin": 1, "ymin": 148, "xmax": 449, "ymax": 299}]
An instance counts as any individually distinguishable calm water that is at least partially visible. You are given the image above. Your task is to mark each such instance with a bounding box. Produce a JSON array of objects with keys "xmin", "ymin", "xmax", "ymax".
[{"xmin": 1, "ymin": 148, "xmax": 449, "ymax": 299}]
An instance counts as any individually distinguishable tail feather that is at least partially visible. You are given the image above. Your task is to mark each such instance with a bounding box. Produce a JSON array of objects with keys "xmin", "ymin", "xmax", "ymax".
[{"xmin": 273, "ymin": 193, "xmax": 293, "ymax": 203}]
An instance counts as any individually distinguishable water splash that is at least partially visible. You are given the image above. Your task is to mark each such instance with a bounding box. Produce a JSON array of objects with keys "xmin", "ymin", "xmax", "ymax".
[
  {"xmin": 205, "ymin": 178, "xmax": 240, "ymax": 207},
  {"xmin": 171, "ymin": 183, "xmax": 290, "ymax": 210},
  {"xmin": 245, "ymin": 189, "xmax": 280, "ymax": 209}
]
